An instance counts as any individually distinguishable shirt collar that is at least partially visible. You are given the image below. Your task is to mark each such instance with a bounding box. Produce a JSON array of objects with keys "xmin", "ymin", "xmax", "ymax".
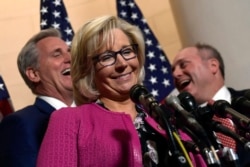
[
  {"xmin": 212, "ymin": 85, "xmax": 231, "ymax": 103},
  {"xmin": 38, "ymin": 96, "xmax": 76, "ymax": 110},
  {"xmin": 199, "ymin": 85, "xmax": 231, "ymax": 107}
]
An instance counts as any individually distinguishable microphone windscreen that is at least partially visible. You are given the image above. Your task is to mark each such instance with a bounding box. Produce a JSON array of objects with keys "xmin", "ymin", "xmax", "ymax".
[
  {"xmin": 177, "ymin": 91, "xmax": 197, "ymax": 113},
  {"xmin": 231, "ymin": 96, "xmax": 250, "ymax": 117},
  {"xmin": 231, "ymin": 96, "xmax": 246, "ymax": 108},
  {"xmin": 129, "ymin": 84, "xmax": 147, "ymax": 103},
  {"xmin": 196, "ymin": 105, "xmax": 214, "ymax": 121},
  {"xmin": 212, "ymin": 100, "xmax": 230, "ymax": 118},
  {"xmin": 165, "ymin": 95, "xmax": 180, "ymax": 107}
]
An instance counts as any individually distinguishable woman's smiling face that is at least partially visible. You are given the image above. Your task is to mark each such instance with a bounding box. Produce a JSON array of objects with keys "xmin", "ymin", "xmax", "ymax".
[{"xmin": 94, "ymin": 28, "xmax": 140, "ymax": 100}]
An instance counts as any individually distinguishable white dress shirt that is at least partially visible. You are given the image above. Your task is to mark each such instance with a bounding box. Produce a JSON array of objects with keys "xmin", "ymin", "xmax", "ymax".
[{"xmin": 38, "ymin": 96, "xmax": 76, "ymax": 110}]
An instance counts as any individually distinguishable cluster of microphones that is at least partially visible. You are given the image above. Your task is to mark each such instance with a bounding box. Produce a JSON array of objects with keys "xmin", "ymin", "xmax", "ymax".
[{"xmin": 130, "ymin": 84, "xmax": 250, "ymax": 167}]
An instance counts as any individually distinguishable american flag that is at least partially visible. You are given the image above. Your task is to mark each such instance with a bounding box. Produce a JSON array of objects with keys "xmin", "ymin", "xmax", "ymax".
[
  {"xmin": 40, "ymin": 0, "xmax": 74, "ymax": 46},
  {"xmin": 116, "ymin": 0, "xmax": 175, "ymax": 102},
  {"xmin": 0, "ymin": 75, "xmax": 14, "ymax": 118}
]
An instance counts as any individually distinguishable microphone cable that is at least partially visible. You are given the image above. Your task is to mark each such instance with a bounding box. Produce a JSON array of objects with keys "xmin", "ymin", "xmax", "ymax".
[{"xmin": 172, "ymin": 131, "xmax": 194, "ymax": 167}]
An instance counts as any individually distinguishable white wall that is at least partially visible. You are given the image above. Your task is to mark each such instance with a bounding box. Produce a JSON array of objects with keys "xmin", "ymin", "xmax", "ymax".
[{"xmin": 170, "ymin": 0, "xmax": 250, "ymax": 90}]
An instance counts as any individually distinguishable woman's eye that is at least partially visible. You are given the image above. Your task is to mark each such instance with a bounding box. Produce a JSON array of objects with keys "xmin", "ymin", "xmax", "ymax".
[
  {"xmin": 122, "ymin": 48, "xmax": 133, "ymax": 55},
  {"xmin": 100, "ymin": 54, "xmax": 113, "ymax": 62}
]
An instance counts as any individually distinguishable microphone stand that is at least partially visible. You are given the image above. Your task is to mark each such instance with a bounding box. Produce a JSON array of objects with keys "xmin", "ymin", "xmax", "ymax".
[
  {"xmin": 217, "ymin": 147, "xmax": 240, "ymax": 167},
  {"xmin": 179, "ymin": 123, "xmax": 221, "ymax": 167},
  {"xmin": 144, "ymin": 94, "xmax": 192, "ymax": 167},
  {"xmin": 175, "ymin": 92, "xmax": 243, "ymax": 167},
  {"xmin": 195, "ymin": 106, "xmax": 243, "ymax": 167},
  {"xmin": 166, "ymin": 98, "xmax": 221, "ymax": 166}
]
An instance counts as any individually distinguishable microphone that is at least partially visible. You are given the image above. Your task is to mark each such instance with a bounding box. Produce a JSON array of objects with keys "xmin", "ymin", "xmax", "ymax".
[
  {"xmin": 129, "ymin": 84, "xmax": 170, "ymax": 123},
  {"xmin": 176, "ymin": 92, "xmax": 249, "ymax": 149},
  {"xmin": 231, "ymin": 96, "xmax": 250, "ymax": 115},
  {"xmin": 130, "ymin": 84, "xmax": 192, "ymax": 167},
  {"xmin": 212, "ymin": 100, "xmax": 250, "ymax": 129},
  {"xmin": 197, "ymin": 102, "xmax": 250, "ymax": 151},
  {"xmin": 166, "ymin": 95, "xmax": 221, "ymax": 166},
  {"xmin": 217, "ymin": 147, "xmax": 240, "ymax": 167},
  {"xmin": 210, "ymin": 120, "xmax": 250, "ymax": 151},
  {"xmin": 177, "ymin": 91, "xmax": 222, "ymax": 150},
  {"xmin": 177, "ymin": 92, "xmax": 216, "ymax": 123},
  {"xmin": 177, "ymin": 91, "xmax": 198, "ymax": 115},
  {"xmin": 166, "ymin": 95, "xmax": 209, "ymax": 140},
  {"xmin": 195, "ymin": 105, "xmax": 215, "ymax": 123},
  {"xmin": 201, "ymin": 104, "xmax": 250, "ymax": 149}
]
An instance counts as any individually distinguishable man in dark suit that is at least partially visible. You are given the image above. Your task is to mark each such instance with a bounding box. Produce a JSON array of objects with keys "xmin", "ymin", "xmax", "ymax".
[
  {"xmin": 0, "ymin": 28, "xmax": 75, "ymax": 167},
  {"xmin": 171, "ymin": 43, "xmax": 250, "ymax": 167}
]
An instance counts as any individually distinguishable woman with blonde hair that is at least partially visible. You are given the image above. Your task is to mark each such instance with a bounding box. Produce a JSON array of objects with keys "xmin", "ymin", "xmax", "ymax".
[{"xmin": 37, "ymin": 15, "xmax": 206, "ymax": 167}]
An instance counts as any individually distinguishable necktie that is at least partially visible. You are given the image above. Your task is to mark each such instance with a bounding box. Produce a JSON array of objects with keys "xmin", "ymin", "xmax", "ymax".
[{"xmin": 213, "ymin": 115, "xmax": 237, "ymax": 151}]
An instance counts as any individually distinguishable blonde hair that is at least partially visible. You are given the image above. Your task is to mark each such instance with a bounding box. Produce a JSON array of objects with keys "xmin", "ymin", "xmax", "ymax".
[{"xmin": 71, "ymin": 15, "xmax": 145, "ymax": 105}]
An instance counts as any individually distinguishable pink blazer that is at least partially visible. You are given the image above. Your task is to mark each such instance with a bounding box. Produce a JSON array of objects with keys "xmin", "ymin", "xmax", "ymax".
[{"xmin": 37, "ymin": 103, "xmax": 207, "ymax": 167}]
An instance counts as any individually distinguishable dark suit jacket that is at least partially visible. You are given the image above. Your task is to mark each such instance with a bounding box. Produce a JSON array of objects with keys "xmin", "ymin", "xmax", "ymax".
[
  {"xmin": 0, "ymin": 97, "xmax": 55, "ymax": 167},
  {"xmin": 228, "ymin": 87, "xmax": 250, "ymax": 167}
]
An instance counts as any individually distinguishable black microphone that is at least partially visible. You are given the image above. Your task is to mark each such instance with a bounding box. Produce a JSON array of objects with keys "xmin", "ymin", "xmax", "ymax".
[
  {"xmin": 177, "ymin": 91, "xmax": 198, "ymax": 115},
  {"xmin": 176, "ymin": 92, "xmax": 249, "ymax": 149},
  {"xmin": 177, "ymin": 91, "xmax": 222, "ymax": 150},
  {"xmin": 129, "ymin": 84, "xmax": 169, "ymax": 124},
  {"xmin": 166, "ymin": 95, "xmax": 209, "ymax": 142},
  {"xmin": 166, "ymin": 95, "xmax": 221, "ymax": 166},
  {"xmin": 231, "ymin": 96, "xmax": 250, "ymax": 115},
  {"xmin": 130, "ymin": 84, "xmax": 191, "ymax": 167},
  {"xmin": 212, "ymin": 100, "xmax": 250, "ymax": 129},
  {"xmin": 195, "ymin": 106, "xmax": 215, "ymax": 123},
  {"xmin": 210, "ymin": 120, "xmax": 250, "ymax": 151},
  {"xmin": 199, "ymin": 104, "xmax": 250, "ymax": 150},
  {"xmin": 178, "ymin": 93, "xmax": 245, "ymax": 165}
]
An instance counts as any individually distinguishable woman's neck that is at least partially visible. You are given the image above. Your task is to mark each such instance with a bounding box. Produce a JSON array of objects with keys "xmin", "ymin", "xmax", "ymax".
[{"xmin": 99, "ymin": 97, "xmax": 138, "ymax": 120}]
